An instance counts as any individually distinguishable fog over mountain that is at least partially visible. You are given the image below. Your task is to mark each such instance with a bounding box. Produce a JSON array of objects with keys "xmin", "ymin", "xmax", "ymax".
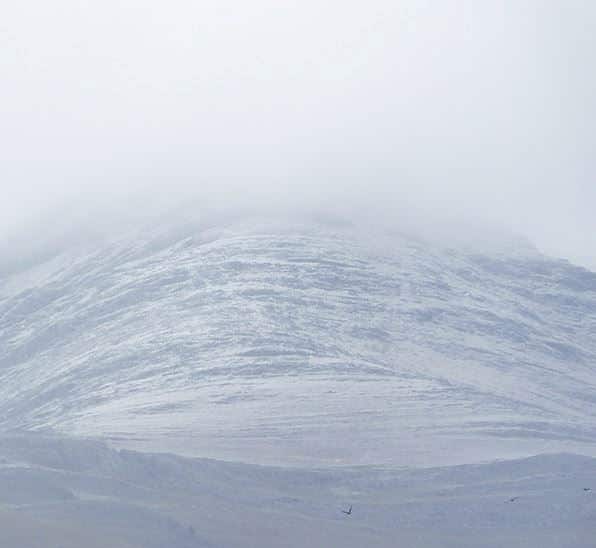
[
  {"xmin": 1, "ymin": 2, "xmax": 595, "ymax": 547},
  {"xmin": 2, "ymin": 0, "xmax": 596, "ymax": 268}
]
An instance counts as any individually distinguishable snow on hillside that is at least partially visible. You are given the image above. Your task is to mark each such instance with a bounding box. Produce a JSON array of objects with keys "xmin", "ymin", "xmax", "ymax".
[
  {"xmin": 0, "ymin": 217, "xmax": 595, "ymax": 467},
  {"xmin": 0, "ymin": 433, "xmax": 595, "ymax": 548}
]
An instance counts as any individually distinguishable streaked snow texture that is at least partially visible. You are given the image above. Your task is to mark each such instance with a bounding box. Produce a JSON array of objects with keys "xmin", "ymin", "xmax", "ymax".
[{"xmin": 1, "ymin": 218, "xmax": 595, "ymax": 466}]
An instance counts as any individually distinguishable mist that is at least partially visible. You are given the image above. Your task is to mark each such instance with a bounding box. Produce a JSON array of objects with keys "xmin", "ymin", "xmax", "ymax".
[{"xmin": 2, "ymin": 1, "xmax": 595, "ymax": 269}]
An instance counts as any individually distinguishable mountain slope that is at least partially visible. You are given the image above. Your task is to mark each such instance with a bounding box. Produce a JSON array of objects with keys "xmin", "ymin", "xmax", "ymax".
[{"xmin": 1, "ymin": 217, "xmax": 595, "ymax": 466}]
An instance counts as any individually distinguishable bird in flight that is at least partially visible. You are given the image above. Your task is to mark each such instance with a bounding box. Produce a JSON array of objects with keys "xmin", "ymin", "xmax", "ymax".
[
  {"xmin": 342, "ymin": 505, "xmax": 353, "ymax": 515},
  {"xmin": 506, "ymin": 497, "xmax": 520, "ymax": 503},
  {"xmin": 583, "ymin": 487, "xmax": 591, "ymax": 492}
]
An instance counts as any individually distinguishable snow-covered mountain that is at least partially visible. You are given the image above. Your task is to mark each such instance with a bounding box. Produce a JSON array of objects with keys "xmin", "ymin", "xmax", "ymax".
[{"xmin": 1, "ymin": 216, "xmax": 595, "ymax": 467}]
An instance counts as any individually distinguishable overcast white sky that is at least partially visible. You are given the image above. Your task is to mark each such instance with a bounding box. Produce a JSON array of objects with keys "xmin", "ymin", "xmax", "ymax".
[{"xmin": 1, "ymin": 1, "xmax": 595, "ymax": 268}]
